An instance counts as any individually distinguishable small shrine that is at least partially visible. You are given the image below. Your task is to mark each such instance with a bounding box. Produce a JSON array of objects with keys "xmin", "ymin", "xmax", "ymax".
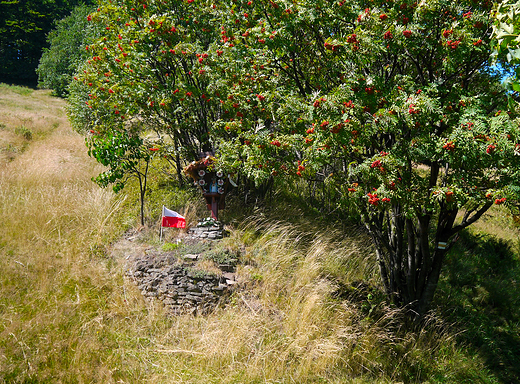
[{"xmin": 184, "ymin": 156, "xmax": 230, "ymax": 221}]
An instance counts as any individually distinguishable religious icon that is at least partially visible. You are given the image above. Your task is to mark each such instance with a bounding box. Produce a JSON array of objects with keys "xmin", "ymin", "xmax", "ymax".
[{"xmin": 209, "ymin": 179, "xmax": 218, "ymax": 193}]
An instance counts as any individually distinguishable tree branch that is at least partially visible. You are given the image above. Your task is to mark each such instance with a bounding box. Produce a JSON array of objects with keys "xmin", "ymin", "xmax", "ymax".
[{"xmin": 450, "ymin": 201, "xmax": 493, "ymax": 236}]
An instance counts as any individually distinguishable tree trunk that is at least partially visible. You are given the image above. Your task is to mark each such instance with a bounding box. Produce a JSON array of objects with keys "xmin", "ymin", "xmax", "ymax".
[
  {"xmin": 175, "ymin": 153, "xmax": 183, "ymax": 184},
  {"xmin": 137, "ymin": 160, "xmax": 150, "ymax": 226},
  {"xmin": 364, "ymin": 204, "xmax": 458, "ymax": 320}
]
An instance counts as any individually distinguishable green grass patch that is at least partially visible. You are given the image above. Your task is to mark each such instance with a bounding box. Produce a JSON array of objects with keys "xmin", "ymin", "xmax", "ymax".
[
  {"xmin": 0, "ymin": 83, "xmax": 34, "ymax": 96},
  {"xmin": 437, "ymin": 230, "xmax": 520, "ymax": 383},
  {"xmin": 161, "ymin": 241, "xmax": 180, "ymax": 252},
  {"xmin": 14, "ymin": 125, "xmax": 33, "ymax": 140}
]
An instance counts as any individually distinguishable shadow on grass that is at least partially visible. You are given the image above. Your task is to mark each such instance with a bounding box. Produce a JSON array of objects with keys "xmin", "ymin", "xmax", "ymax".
[{"xmin": 437, "ymin": 231, "xmax": 520, "ymax": 383}]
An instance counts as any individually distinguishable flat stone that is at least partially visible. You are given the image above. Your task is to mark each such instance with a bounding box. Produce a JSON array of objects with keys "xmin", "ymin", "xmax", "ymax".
[
  {"xmin": 183, "ymin": 254, "xmax": 198, "ymax": 260},
  {"xmin": 223, "ymin": 272, "xmax": 235, "ymax": 281},
  {"xmin": 187, "ymin": 284, "xmax": 202, "ymax": 293},
  {"xmin": 184, "ymin": 294, "xmax": 203, "ymax": 302}
]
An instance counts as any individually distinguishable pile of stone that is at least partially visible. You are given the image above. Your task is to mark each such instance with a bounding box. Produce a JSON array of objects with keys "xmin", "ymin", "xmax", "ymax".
[
  {"xmin": 127, "ymin": 249, "xmax": 237, "ymax": 315},
  {"xmin": 188, "ymin": 218, "xmax": 226, "ymax": 240},
  {"xmin": 188, "ymin": 225, "xmax": 224, "ymax": 240}
]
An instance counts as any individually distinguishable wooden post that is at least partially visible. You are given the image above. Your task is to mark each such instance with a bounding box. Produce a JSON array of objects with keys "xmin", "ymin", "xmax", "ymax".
[
  {"xmin": 211, "ymin": 195, "xmax": 218, "ymax": 220},
  {"xmin": 204, "ymin": 193, "xmax": 219, "ymax": 221}
]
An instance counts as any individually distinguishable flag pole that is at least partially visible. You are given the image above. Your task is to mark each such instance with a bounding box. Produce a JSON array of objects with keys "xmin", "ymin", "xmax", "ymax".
[{"xmin": 160, "ymin": 205, "xmax": 164, "ymax": 242}]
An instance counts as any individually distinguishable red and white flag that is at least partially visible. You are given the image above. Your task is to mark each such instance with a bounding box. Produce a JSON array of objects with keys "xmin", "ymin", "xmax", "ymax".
[{"xmin": 161, "ymin": 206, "xmax": 186, "ymax": 228}]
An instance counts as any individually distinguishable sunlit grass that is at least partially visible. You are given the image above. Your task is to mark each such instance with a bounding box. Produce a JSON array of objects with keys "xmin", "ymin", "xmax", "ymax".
[
  {"xmin": 0, "ymin": 83, "xmax": 34, "ymax": 96},
  {"xmin": 0, "ymin": 85, "xmax": 138, "ymax": 382},
  {"xmin": 0, "ymin": 84, "xmax": 510, "ymax": 383}
]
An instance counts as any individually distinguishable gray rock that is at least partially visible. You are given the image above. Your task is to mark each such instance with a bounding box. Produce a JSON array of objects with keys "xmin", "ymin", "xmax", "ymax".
[{"xmin": 223, "ymin": 272, "xmax": 235, "ymax": 281}]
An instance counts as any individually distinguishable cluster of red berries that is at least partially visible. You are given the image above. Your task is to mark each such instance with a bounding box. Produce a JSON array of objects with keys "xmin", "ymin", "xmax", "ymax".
[
  {"xmin": 443, "ymin": 141, "xmax": 455, "ymax": 151},
  {"xmin": 313, "ymin": 97, "xmax": 326, "ymax": 108},
  {"xmin": 446, "ymin": 40, "xmax": 460, "ymax": 49},
  {"xmin": 368, "ymin": 193, "xmax": 389, "ymax": 206}
]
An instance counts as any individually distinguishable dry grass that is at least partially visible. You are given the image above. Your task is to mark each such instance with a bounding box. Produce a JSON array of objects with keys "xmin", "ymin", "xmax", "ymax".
[
  {"xmin": 0, "ymin": 84, "xmax": 500, "ymax": 383},
  {"xmin": 0, "ymin": 85, "xmax": 140, "ymax": 383},
  {"xmin": 467, "ymin": 205, "xmax": 520, "ymax": 245}
]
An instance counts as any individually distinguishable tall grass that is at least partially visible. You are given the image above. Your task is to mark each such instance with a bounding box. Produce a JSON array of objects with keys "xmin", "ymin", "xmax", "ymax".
[
  {"xmin": 0, "ymin": 85, "xmax": 137, "ymax": 382},
  {"xmin": 0, "ymin": 84, "xmax": 506, "ymax": 383}
]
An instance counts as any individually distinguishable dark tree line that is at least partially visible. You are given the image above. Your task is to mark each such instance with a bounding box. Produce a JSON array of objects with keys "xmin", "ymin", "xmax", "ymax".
[{"xmin": 0, "ymin": 0, "xmax": 94, "ymax": 86}]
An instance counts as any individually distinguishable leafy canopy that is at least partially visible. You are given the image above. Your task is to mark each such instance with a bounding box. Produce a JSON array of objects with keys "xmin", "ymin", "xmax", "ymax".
[
  {"xmin": 37, "ymin": 4, "xmax": 100, "ymax": 97},
  {"xmin": 212, "ymin": 0, "xmax": 516, "ymax": 214},
  {"xmin": 72, "ymin": 0, "xmax": 224, "ymax": 160},
  {"xmin": 206, "ymin": 0, "xmax": 520, "ymax": 316}
]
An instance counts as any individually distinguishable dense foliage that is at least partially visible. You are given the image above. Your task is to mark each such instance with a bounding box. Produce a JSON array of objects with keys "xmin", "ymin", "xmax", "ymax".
[
  {"xmin": 71, "ymin": 0, "xmax": 520, "ymax": 319},
  {"xmin": 37, "ymin": 4, "xmax": 100, "ymax": 97},
  {"xmin": 214, "ymin": 0, "xmax": 520, "ymax": 318},
  {"xmin": 71, "ymin": 1, "xmax": 222, "ymax": 158}
]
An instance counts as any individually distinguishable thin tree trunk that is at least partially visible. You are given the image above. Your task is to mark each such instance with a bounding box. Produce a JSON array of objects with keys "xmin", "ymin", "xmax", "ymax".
[
  {"xmin": 137, "ymin": 160, "xmax": 149, "ymax": 226},
  {"xmin": 413, "ymin": 248, "xmax": 447, "ymax": 318},
  {"xmin": 138, "ymin": 174, "xmax": 145, "ymax": 226}
]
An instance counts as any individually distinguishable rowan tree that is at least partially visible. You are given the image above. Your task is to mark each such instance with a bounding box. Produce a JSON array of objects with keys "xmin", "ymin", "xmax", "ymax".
[
  {"xmin": 69, "ymin": 0, "xmax": 233, "ymax": 223},
  {"xmin": 71, "ymin": 0, "xmax": 224, "ymax": 177},
  {"xmin": 210, "ymin": 0, "xmax": 520, "ymax": 319}
]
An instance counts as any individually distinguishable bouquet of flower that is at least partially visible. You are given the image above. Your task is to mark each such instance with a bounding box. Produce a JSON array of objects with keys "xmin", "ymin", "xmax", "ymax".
[{"xmin": 183, "ymin": 156, "xmax": 216, "ymax": 181}]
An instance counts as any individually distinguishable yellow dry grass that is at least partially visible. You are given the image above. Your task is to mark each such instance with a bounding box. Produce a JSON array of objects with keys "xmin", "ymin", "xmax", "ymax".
[{"xmin": 0, "ymin": 86, "xmax": 132, "ymax": 382}]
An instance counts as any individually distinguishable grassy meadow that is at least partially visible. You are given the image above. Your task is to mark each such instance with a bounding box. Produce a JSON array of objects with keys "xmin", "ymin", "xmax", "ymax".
[{"xmin": 0, "ymin": 83, "xmax": 519, "ymax": 383}]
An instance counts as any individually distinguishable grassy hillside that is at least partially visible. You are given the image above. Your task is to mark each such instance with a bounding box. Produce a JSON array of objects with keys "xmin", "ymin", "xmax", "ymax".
[{"xmin": 0, "ymin": 84, "xmax": 518, "ymax": 383}]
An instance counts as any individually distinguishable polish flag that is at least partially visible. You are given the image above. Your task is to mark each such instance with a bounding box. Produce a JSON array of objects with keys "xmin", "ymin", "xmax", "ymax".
[{"xmin": 161, "ymin": 206, "xmax": 186, "ymax": 228}]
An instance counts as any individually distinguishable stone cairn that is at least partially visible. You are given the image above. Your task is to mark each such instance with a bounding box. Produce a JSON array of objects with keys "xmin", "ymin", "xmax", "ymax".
[{"xmin": 126, "ymin": 220, "xmax": 235, "ymax": 315}]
